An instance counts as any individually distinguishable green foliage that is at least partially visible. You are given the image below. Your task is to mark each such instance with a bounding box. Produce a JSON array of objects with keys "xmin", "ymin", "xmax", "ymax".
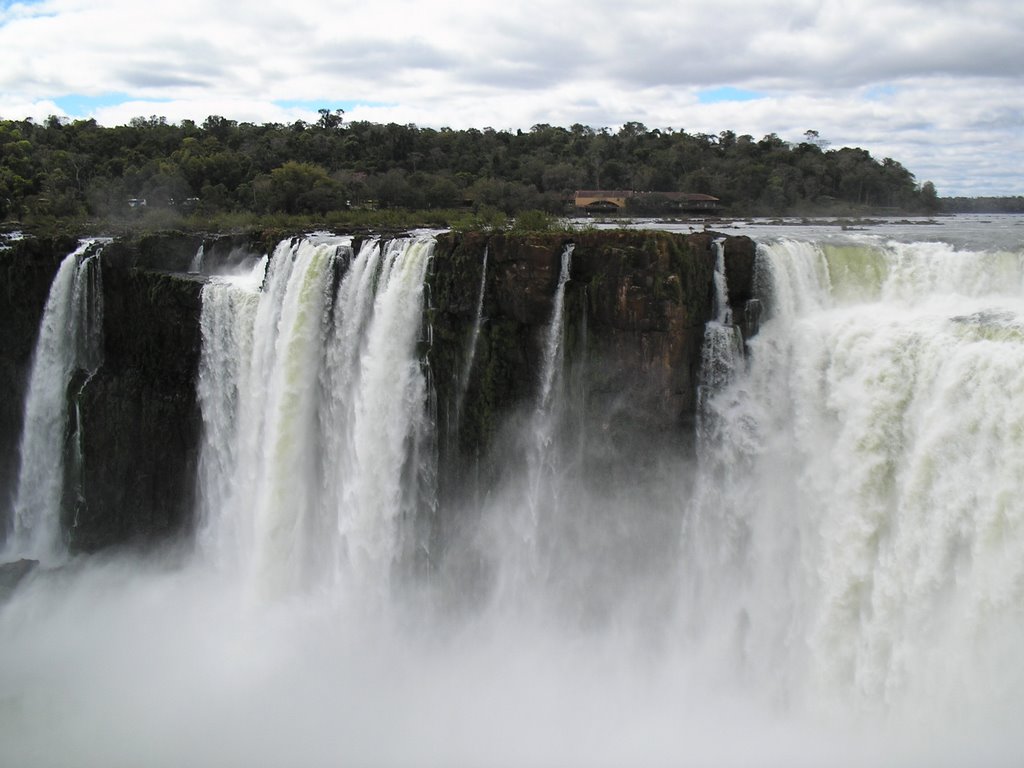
[
  {"xmin": 0, "ymin": 115, "xmax": 939, "ymax": 227},
  {"xmin": 510, "ymin": 209, "xmax": 555, "ymax": 233},
  {"xmin": 263, "ymin": 161, "xmax": 344, "ymax": 214},
  {"xmin": 919, "ymin": 181, "xmax": 940, "ymax": 212},
  {"xmin": 940, "ymin": 195, "xmax": 1024, "ymax": 213}
]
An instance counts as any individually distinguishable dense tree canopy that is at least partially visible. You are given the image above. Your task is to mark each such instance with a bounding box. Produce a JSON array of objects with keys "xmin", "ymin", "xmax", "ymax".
[{"xmin": 0, "ymin": 115, "xmax": 937, "ymax": 225}]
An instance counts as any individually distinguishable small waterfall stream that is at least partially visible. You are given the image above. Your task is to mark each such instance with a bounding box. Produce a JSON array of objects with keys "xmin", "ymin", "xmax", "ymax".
[
  {"xmin": 696, "ymin": 238, "xmax": 744, "ymax": 439},
  {"xmin": 517, "ymin": 243, "xmax": 574, "ymax": 583},
  {"xmin": 189, "ymin": 242, "xmax": 206, "ymax": 274},
  {"xmin": 455, "ymin": 246, "xmax": 489, "ymax": 417}
]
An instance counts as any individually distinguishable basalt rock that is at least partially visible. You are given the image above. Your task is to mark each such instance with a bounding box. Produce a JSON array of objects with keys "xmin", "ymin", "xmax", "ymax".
[{"xmin": 70, "ymin": 264, "xmax": 204, "ymax": 551}]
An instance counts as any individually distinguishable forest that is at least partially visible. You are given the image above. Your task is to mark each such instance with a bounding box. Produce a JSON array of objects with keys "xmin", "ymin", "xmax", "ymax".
[{"xmin": 0, "ymin": 113, "xmax": 940, "ymax": 230}]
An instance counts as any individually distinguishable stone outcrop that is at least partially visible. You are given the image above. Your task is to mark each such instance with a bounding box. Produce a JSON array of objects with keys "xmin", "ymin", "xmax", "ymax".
[{"xmin": 0, "ymin": 228, "xmax": 756, "ymax": 553}]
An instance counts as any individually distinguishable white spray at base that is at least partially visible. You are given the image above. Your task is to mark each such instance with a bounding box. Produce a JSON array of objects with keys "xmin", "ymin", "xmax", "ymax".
[
  {"xmin": 195, "ymin": 235, "xmax": 435, "ymax": 599},
  {"xmin": 7, "ymin": 240, "xmax": 104, "ymax": 562},
  {"xmin": 685, "ymin": 237, "xmax": 1024, "ymax": 727}
]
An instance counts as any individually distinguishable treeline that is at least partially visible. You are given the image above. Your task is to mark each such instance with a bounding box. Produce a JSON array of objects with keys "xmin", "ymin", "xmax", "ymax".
[
  {"xmin": 1, "ymin": 113, "xmax": 937, "ymax": 226},
  {"xmin": 940, "ymin": 196, "xmax": 1024, "ymax": 214}
]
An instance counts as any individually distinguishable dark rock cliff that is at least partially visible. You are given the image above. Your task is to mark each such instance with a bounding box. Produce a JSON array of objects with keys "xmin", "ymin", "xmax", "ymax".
[
  {"xmin": 427, "ymin": 230, "xmax": 755, "ymax": 518},
  {"xmin": 70, "ymin": 250, "xmax": 205, "ymax": 551},
  {"xmin": 0, "ymin": 229, "xmax": 755, "ymax": 553}
]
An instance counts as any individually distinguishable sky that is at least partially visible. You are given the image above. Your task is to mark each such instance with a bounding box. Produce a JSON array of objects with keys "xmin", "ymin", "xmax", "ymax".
[{"xmin": 1, "ymin": 0, "xmax": 1022, "ymax": 196}]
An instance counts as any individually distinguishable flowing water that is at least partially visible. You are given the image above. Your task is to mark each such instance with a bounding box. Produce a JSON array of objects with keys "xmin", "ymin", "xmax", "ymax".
[
  {"xmin": 196, "ymin": 235, "xmax": 435, "ymax": 599},
  {"xmin": 6, "ymin": 240, "xmax": 104, "ymax": 562},
  {"xmin": 455, "ymin": 245, "xmax": 489, "ymax": 417},
  {"xmin": 189, "ymin": 242, "xmax": 205, "ymax": 274},
  {"xmin": 686, "ymin": 236, "xmax": 1024, "ymax": 735},
  {"xmin": 2, "ymin": 225, "xmax": 1024, "ymax": 766}
]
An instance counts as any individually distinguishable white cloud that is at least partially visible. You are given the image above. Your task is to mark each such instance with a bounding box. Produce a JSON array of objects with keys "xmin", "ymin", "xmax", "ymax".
[{"xmin": 1, "ymin": 0, "xmax": 1022, "ymax": 194}]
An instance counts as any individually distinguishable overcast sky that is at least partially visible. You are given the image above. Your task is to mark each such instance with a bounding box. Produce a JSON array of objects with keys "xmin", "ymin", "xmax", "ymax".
[{"xmin": 2, "ymin": 0, "xmax": 1022, "ymax": 196}]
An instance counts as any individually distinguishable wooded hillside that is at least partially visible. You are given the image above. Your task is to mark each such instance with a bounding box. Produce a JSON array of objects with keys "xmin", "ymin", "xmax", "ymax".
[{"xmin": 0, "ymin": 115, "xmax": 937, "ymax": 226}]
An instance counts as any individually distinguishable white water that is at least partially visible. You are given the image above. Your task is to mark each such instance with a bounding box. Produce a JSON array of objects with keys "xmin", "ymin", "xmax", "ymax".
[
  {"xmin": 7, "ymin": 240, "xmax": 103, "ymax": 562},
  {"xmin": 189, "ymin": 242, "xmax": 205, "ymax": 274},
  {"xmin": 686, "ymin": 237, "xmax": 1024, "ymax": 732},
  {"xmin": 196, "ymin": 235, "xmax": 434, "ymax": 599},
  {"xmin": 697, "ymin": 238, "xmax": 744, "ymax": 444},
  {"xmin": 516, "ymin": 244, "xmax": 574, "ymax": 585},
  {"xmin": 3, "ymin": 228, "xmax": 1024, "ymax": 767}
]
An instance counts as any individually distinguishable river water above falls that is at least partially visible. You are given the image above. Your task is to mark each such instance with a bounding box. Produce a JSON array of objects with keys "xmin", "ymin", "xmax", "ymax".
[{"xmin": 1, "ymin": 218, "xmax": 1023, "ymax": 766}]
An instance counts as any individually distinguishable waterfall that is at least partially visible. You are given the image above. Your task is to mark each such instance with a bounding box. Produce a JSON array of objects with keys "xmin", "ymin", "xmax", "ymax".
[
  {"xmin": 516, "ymin": 243, "xmax": 573, "ymax": 581},
  {"xmin": 456, "ymin": 246, "xmax": 489, "ymax": 416},
  {"xmin": 711, "ymin": 237, "xmax": 732, "ymax": 324},
  {"xmin": 536, "ymin": 244, "xmax": 574, "ymax": 415},
  {"xmin": 189, "ymin": 242, "xmax": 205, "ymax": 274},
  {"xmin": 685, "ymin": 237, "xmax": 1024, "ymax": 716},
  {"xmin": 329, "ymin": 236, "xmax": 435, "ymax": 589},
  {"xmin": 194, "ymin": 264, "xmax": 263, "ymax": 567},
  {"xmin": 195, "ymin": 235, "xmax": 435, "ymax": 598},
  {"xmin": 697, "ymin": 238, "xmax": 744, "ymax": 441},
  {"xmin": 8, "ymin": 240, "xmax": 104, "ymax": 562}
]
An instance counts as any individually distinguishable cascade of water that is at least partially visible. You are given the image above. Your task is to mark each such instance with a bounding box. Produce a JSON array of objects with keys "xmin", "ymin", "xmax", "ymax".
[
  {"xmin": 684, "ymin": 237, "xmax": 1024, "ymax": 717},
  {"xmin": 336, "ymin": 237, "xmax": 435, "ymax": 589},
  {"xmin": 189, "ymin": 242, "xmax": 205, "ymax": 274},
  {"xmin": 711, "ymin": 237, "xmax": 732, "ymax": 324},
  {"xmin": 536, "ymin": 244, "xmax": 574, "ymax": 415},
  {"xmin": 318, "ymin": 238, "xmax": 386, "ymax": 569},
  {"xmin": 517, "ymin": 244, "xmax": 574, "ymax": 580},
  {"xmin": 195, "ymin": 235, "xmax": 435, "ymax": 599},
  {"xmin": 697, "ymin": 239, "xmax": 744, "ymax": 444},
  {"xmin": 194, "ymin": 269, "xmax": 263, "ymax": 565},
  {"xmin": 195, "ymin": 237, "xmax": 344, "ymax": 594},
  {"xmin": 8, "ymin": 241, "xmax": 105, "ymax": 562},
  {"xmin": 455, "ymin": 246, "xmax": 489, "ymax": 416}
]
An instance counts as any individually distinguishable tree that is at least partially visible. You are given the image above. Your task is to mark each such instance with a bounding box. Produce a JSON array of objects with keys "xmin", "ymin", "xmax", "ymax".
[
  {"xmin": 316, "ymin": 108, "xmax": 345, "ymax": 131},
  {"xmin": 920, "ymin": 181, "xmax": 939, "ymax": 212},
  {"xmin": 264, "ymin": 161, "xmax": 343, "ymax": 214}
]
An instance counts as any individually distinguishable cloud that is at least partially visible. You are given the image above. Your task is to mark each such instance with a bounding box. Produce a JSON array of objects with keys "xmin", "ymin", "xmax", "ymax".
[{"xmin": 0, "ymin": 0, "xmax": 1022, "ymax": 194}]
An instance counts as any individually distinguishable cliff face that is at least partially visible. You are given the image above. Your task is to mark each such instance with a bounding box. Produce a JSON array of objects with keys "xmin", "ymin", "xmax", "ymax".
[
  {"xmin": 0, "ymin": 229, "xmax": 756, "ymax": 553},
  {"xmin": 431, "ymin": 231, "xmax": 755, "ymax": 431},
  {"xmin": 428, "ymin": 230, "xmax": 756, "ymax": 520},
  {"xmin": 71, "ymin": 255, "xmax": 205, "ymax": 551}
]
